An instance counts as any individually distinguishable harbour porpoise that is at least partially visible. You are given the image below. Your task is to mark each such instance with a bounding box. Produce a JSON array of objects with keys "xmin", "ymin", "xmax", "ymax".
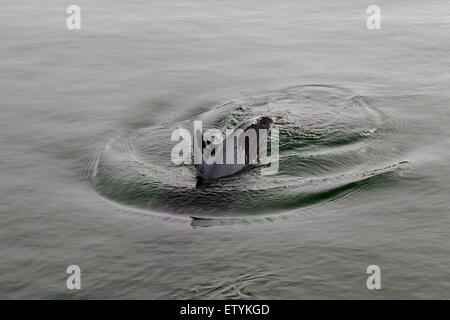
[{"xmin": 195, "ymin": 116, "xmax": 274, "ymax": 183}]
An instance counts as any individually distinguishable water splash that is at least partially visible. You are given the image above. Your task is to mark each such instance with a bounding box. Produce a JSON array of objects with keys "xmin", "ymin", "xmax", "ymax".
[{"xmin": 81, "ymin": 85, "xmax": 409, "ymax": 220}]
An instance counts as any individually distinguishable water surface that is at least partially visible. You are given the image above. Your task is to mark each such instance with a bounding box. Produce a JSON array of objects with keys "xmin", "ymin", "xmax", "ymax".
[{"xmin": 1, "ymin": 0, "xmax": 449, "ymax": 299}]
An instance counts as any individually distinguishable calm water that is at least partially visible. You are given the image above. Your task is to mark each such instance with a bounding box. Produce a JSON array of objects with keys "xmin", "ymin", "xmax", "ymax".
[{"xmin": 1, "ymin": 0, "xmax": 449, "ymax": 299}]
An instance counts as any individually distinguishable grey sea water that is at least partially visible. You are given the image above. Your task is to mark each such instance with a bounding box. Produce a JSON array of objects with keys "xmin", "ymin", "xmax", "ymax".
[{"xmin": 1, "ymin": 0, "xmax": 449, "ymax": 299}]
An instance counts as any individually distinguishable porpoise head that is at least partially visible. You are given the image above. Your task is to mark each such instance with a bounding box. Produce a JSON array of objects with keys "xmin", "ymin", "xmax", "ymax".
[{"xmin": 195, "ymin": 116, "xmax": 274, "ymax": 183}]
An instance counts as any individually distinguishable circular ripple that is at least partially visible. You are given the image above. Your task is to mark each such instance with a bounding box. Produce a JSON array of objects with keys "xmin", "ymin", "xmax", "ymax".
[{"xmin": 82, "ymin": 85, "xmax": 409, "ymax": 219}]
